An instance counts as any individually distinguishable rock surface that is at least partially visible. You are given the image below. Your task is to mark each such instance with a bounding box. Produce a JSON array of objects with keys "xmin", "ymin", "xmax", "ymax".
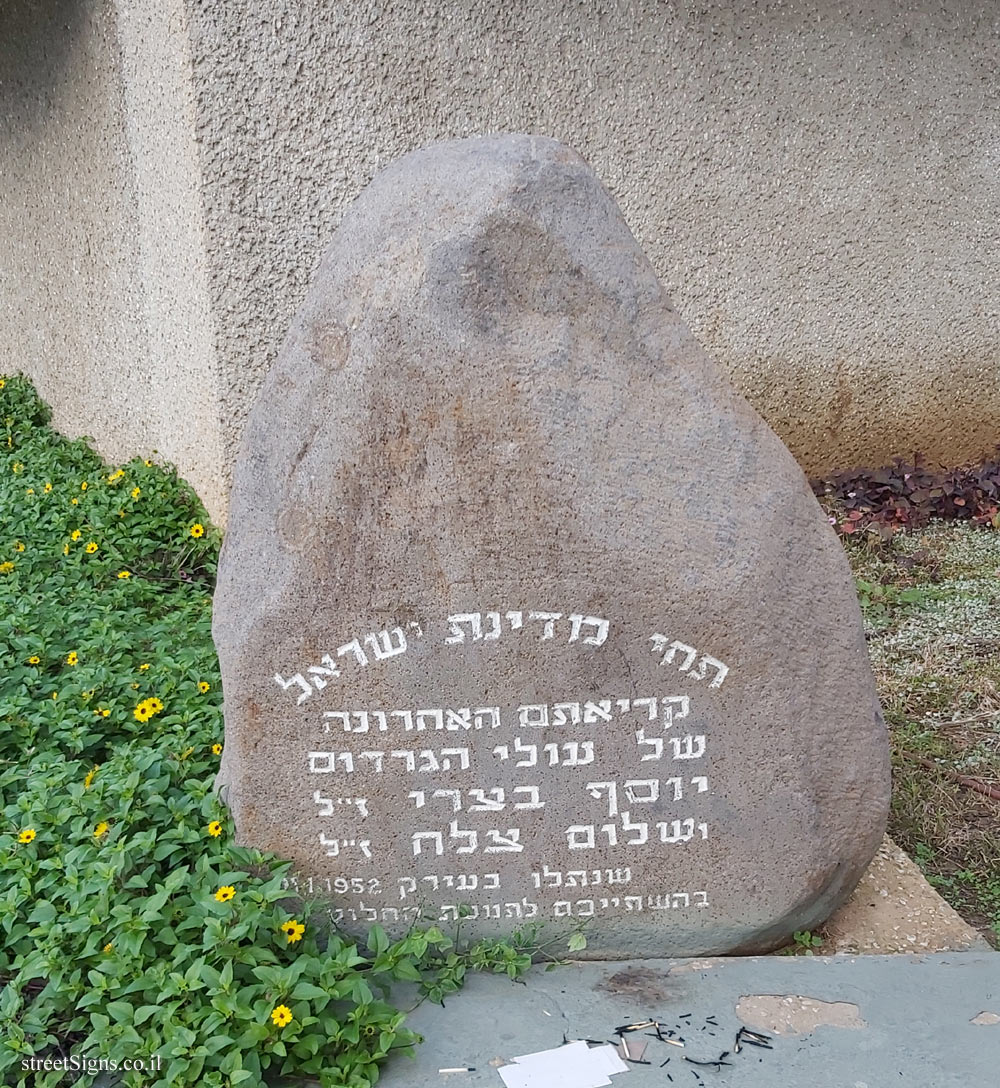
[{"xmin": 213, "ymin": 134, "xmax": 890, "ymax": 956}]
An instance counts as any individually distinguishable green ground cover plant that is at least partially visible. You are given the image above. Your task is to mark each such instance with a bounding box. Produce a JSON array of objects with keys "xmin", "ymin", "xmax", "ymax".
[
  {"xmin": 0, "ymin": 375, "xmax": 541, "ymax": 1087},
  {"xmin": 817, "ymin": 474, "xmax": 1000, "ymax": 947}
]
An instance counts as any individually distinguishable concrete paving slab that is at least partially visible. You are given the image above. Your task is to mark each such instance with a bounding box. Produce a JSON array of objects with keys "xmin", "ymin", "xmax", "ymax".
[
  {"xmin": 823, "ymin": 836, "xmax": 990, "ymax": 954},
  {"xmin": 378, "ymin": 952, "xmax": 999, "ymax": 1088}
]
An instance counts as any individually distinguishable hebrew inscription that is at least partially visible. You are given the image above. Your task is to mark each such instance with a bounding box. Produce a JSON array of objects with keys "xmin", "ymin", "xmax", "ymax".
[
  {"xmin": 267, "ymin": 606, "xmax": 729, "ymax": 934},
  {"xmin": 272, "ymin": 609, "xmax": 631, "ymax": 705}
]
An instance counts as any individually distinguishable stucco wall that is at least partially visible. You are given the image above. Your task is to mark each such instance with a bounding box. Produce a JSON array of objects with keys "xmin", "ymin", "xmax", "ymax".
[
  {"xmin": 1, "ymin": 0, "xmax": 146, "ymax": 470},
  {"xmin": 0, "ymin": 0, "xmax": 226, "ymax": 519},
  {"xmin": 185, "ymin": 0, "xmax": 999, "ymax": 505},
  {"xmin": 112, "ymin": 0, "xmax": 225, "ymax": 518},
  {"xmin": 3, "ymin": 1, "xmax": 998, "ymax": 524}
]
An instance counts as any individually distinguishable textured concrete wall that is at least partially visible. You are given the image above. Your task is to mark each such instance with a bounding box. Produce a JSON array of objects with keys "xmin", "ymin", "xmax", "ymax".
[
  {"xmin": 3, "ymin": 1, "xmax": 998, "ymax": 524},
  {"xmin": 1, "ymin": 0, "xmax": 146, "ymax": 469},
  {"xmin": 0, "ymin": 0, "xmax": 226, "ymax": 519},
  {"xmin": 186, "ymin": 0, "xmax": 1000, "ymax": 500},
  {"xmin": 110, "ymin": 0, "xmax": 225, "ymax": 518}
]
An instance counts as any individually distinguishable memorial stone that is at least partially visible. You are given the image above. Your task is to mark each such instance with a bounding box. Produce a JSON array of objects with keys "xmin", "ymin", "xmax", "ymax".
[{"xmin": 213, "ymin": 134, "xmax": 890, "ymax": 957}]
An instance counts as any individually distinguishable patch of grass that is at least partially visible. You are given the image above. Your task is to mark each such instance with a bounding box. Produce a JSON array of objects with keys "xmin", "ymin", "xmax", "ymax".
[
  {"xmin": 844, "ymin": 522, "xmax": 1000, "ymax": 947},
  {"xmin": 0, "ymin": 375, "xmax": 553, "ymax": 1087}
]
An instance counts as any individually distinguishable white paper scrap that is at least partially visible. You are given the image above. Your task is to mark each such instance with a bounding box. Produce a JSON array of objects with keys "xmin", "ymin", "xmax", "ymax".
[
  {"xmin": 510, "ymin": 1040, "xmax": 591, "ymax": 1065},
  {"xmin": 587, "ymin": 1045, "xmax": 629, "ymax": 1076},
  {"xmin": 498, "ymin": 1041, "xmax": 629, "ymax": 1088}
]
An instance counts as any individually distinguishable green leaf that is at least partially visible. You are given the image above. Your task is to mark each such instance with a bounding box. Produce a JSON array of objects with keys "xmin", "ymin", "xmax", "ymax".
[
  {"xmin": 165, "ymin": 1059, "xmax": 188, "ymax": 1083},
  {"xmin": 105, "ymin": 1000, "xmax": 134, "ymax": 1024},
  {"xmin": 235, "ymin": 1023, "xmax": 270, "ymax": 1047},
  {"xmin": 218, "ymin": 1048, "xmax": 242, "ymax": 1075},
  {"xmin": 202, "ymin": 1034, "xmax": 234, "ymax": 1056},
  {"xmin": 391, "ymin": 958, "xmax": 422, "ymax": 982},
  {"xmin": 367, "ymin": 925, "xmax": 389, "ymax": 955},
  {"xmin": 27, "ymin": 900, "xmax": 57, "ymax": 925}
]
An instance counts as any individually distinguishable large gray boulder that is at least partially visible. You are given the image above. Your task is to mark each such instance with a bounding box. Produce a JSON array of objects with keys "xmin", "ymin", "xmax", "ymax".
[{"xmin": 213, "ymin": 134, "xmax": 889, "ymax": 957}]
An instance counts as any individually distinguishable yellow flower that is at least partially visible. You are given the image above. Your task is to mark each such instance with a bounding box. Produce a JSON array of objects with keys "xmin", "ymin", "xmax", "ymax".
[
  {"xmin": 280, "ymin": 920, "xmax": 305, "ymax": 944},
  {"xmin": 0, "ymin": 562, "xmax": 14, "ymax": 574},
  {"xmin": 214, "ymin": 885, "xmax": 235, "ymax": 903},
  {"xmin": 189, "ymin": 523, "xmax": 205, "ymax": 539},
  {"xmin": 28, "ymin": 655, "xmax": 40, "ymax": 665},
  {"xmin": 62, "ymin": 544, "xmax": 69, "ymax": 556},
  {"xmin": 103, "ymin": 942, "xmax": 113, "ymax": 953},
  {"xmin": 70, "ymin": 498, "xmax": 78, "ymax": 505},
  {"xmin": 146, "ymin": 696, "xmax": 164, "ymax": 715},
  {"xmin": 0, "ymin": 378, "xmax": 4, "ymax": 388},
  {"xmin": 117, "ymin": 570, "xmax": 131, "ymax": 579},
  {"xmin": 44, "ymin": 482, "xmax": 52, "ymax": 493},
  {"xmin": 133, "ymin": 702, "xmax": 152, "ymax": 722},
  {"xmin": 270, "ymin": 1005, "xmax": 293, "ymax": 1028},
  {"xmin": 70, "ymin": 530, "xmax": 82, "ymax": 541},
  {"xmin": 25, "ymin": 489, "xmax": 34, "ymax": 495},
  {"xmin": 94, "ymin": 822, "xmax": 109, "ymax": 839},
  {"xmin": 80, "ymin": 481, "xmax": 88, "ymax": 491},
  {"xmin": 18, "ymin": 829, "xmax": 36, "ymax": 844},
  {"xmin": 66, "ymin": 651, "xmax": 78, "ymax": 666},
  {"xmin": 84, "ymin": 766, "xmax": 99, "ymax": 789},
  {"xmin": 51, "ymin": 691, "xmax": 58, "ymax": 700},
  {"xmin": 139, "ymin": 663, "xmax": 150, "ymax": 671},
  {"xmin": 107, "ymin": 470, "xmax": 124, "ymax": 483},
  {"xmin": 14, "ymin": 542, "xmax": 24, "ymax": 552},
  {"xmin": 198, "ymin": 681, "xmax": 211, "ymax": 693},
  {"xmin": 85, "ymin": 542, "xmax": 98, "ymax": 554},
  {"xmin": 12, "ymin": 462, "xmax": 22, "ymax": 473},
  {"xmin": 99, "ymin": 708, "xmax": 110, "ymax": 717},
  {"xmin": 131, "ymin": 487, "xmax": 141, "ymax": 499},
  {"xmin": 207, "ymin": 821, "xmax": 222, "ymax": 838},
  {"xmin": 179, "ymin": 746, "xmax": 194, "ymax": 761},
  {"xmin": 211, "ymin": 743, "xmax": 222, "ymax": 756},
  {"xmin": 144, "ymin": 459, "xmax": 152, "ymax": 467}
]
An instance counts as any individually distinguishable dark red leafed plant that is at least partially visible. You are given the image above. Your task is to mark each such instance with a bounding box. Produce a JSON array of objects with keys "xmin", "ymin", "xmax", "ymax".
[{"xmin": 811, "ymin": 450, "xmax": 1000, "ymax": 542}]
